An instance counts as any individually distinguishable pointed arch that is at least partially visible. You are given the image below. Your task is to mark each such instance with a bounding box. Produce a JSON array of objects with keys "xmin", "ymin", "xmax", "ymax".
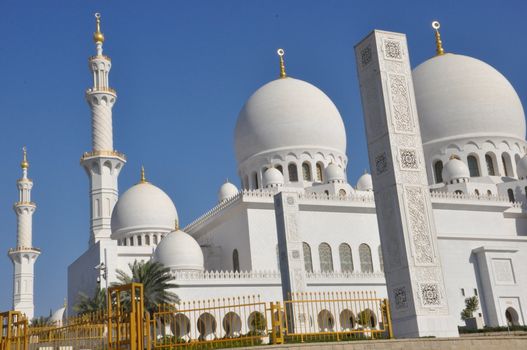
[
  {"xmin": 302, "ymin": 242, "xmax": 313, "ymax": 273},
  {"xmin": 318, "ymin": 243, "xmax": 333, "ymax": 272},
  {"xmin": 338, "ymin": 243, "xmax": 353, "ymax": 272},
  {"xmin": 359, "ymin": 243, "xmax": 373, "ymax": 273}
]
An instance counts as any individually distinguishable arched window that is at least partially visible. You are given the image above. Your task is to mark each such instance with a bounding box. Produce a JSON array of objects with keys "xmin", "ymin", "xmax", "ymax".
[
  {"xmin": 153, "ymin": 235, "xmax": 158, "ymax": 245},
  {"xmin": 137, "ymin": 235, "xmax": 142, "ymax": 246},
  {"xmin": 378, "ymin": 246, "xmax": 384, "ymax": 272},
  {"xmin": 467, "ymin": 155, "xmax": 480, "ymax": 177},
  {"xmin": 318, "ymin": 243, "xmax": 333, "ymax": 272},
  {"xmin": 232, "ymin": 249, "xmax": 240, "ymax": 272},
  {"xmin": 324, "ymin": 190, "xmax": 329, "ymax": 196},
  {"xmin": 359, "ymin": 244, "xmax": 373, "ymax": 273},
  {"xmin": 474, "ymin": 189, "xmax": 480, "ymax": 196},
  {"xmin": 302, "ymin": 242, "xmax": 313, "ymax": 273},
  {"xmin": 275, "ymin": 165, "xmax": 283, "ymax": 174},
  {"xmin": 502, "ymin": 153, "xmax": 513, "ymax": 177},
  {"xmin": 129, "ymin": 236, "xmax": 134, "ymax": 246},
  {"xmin": 485, "ymin": 154, "xmax": 496, "ymax": 176},
  {"xmin": 339, "ymin": 189, "xmax": 347, "ymax": 197},
  {"xmin": 316, "ymin": 163, "xmax": 323, "ymax": 182},
  {"xmin": 252, "ymin": 172, "xmax": 258, "ymax": 189},
  {"xmin": 487, "ymin": 190, "xmax": 492, "ymax": 196},
  {"xmin": 244, "ymin": 175, "xmax": 249, "ymax": 190},
  {"xmin": 145, "ymin": 235, "xmax": 150, "ymax": 246},
  {"xmin": 507, "ymin": 188, "xmax": 515, "ymax": 202},
  {"xmin": 302, "ymin": 162, "xmax": 312, "ymax": 181},
  {"xmin": 433, "ymin": 161, "xmax": 443, "ymax": 183},
  {"xmin": 339, "ymin": 243, "xmax": 353, "ymax": 272},
  {"xmin": 288, "ymin": 163, "xmax": 298, "ymax": 182}
]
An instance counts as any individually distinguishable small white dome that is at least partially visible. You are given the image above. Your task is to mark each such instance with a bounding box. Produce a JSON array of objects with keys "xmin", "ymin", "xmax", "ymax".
[
  {"xmin": 154, "ymin": 230, "xmax": 204, "ymax": 272},
  {"xmin": 517, "ymin": 156, "xmax": 527, "ymax": 179},
  {"xmin": 234, "ymin": 77, "xmax": 347, "ymax": 164},
  {"xmin": 50, "ymin": 306, "xmax": 66, "ymax": 326},
  {"xmin": 356, "ymin": 173, "xmax": 373, "ymax": 191},
  {"xmin": 263, "ymin": 167, "xmax": 284, "ymax": 188},
  {"xmin": 413, "ymin": 54, "xmax": 525, "ymax": 145},
  {"xmin": 111, "ymin": 182, "xmax": 178, "ymax": 240},
  {"xmin": 325, "ymin": 163, "xmax": 346, "ymax": 183},
  {"xmin": 442, "ymin": 157, "xmax": 470, "ymax": 183},
  {"xmin": 218, "ymin": 181, "xmax": 238, "ymax": 203}
]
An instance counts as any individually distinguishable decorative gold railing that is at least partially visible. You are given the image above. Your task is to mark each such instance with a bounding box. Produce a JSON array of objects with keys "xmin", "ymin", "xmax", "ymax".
[{"xmin": 80, "ymin": 150, "xmax": 126, "ymax": 161}]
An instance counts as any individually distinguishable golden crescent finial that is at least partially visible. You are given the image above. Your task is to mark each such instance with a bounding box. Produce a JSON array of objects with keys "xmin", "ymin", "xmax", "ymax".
[
  {"xmin": 140, "ymin": 165, "xmax": 147, "ymax": 183},
  {"xmin": 21, "ymin": 146, "xmax": 29, "ymax": 169},
  {"xmin": 93, "ymin": 13, "xmax": 105, "ymax": 43},
  {"xmin": 277, "ymin": 48, "xmax": 287, "ymax": 78},
  {"xmin": 432, "ymin": 20, "xmax": 444, "ymax": 56}
]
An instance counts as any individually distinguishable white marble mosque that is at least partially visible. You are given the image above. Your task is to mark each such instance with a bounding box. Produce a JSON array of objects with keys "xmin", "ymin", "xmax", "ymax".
[{"xmin": 8, "ymin": 14, "xmax": 527, "ymax": 337}]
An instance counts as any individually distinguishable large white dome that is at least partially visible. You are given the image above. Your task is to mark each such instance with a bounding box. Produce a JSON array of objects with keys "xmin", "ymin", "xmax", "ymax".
[
  {"xmin": 234, "ymin": 77, "xmax": 347, "ymax": 164},
  {"xmin": 154, "ymin": 230, "xmax": 204, "ymax": 272},
  {"xmin": 413, "ymin": 53, "xmax": 525, "ymax": 145},
  {"xmin": 111, "ymin": 182, "xmax": 178, "ymax": 240}
]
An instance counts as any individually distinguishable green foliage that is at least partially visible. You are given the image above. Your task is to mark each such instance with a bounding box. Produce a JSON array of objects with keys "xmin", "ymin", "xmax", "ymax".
[
  {"xmin": 30, "ymin": 315, "xmax": 52, "ymax": 327},
  {"xmin": 357, "ymin": 309, "xmax": 374, "ymax": 327},
  {"xmin": 74, "ymin": 288, "xmax": 107, "ymax": 315},
  {"xmin": 113, "ymin": 260, "xmax": 179, "ymax": 314},
  {"xmin": 460, "ymin": 296, "xmax": 479, "ymax": 320}
]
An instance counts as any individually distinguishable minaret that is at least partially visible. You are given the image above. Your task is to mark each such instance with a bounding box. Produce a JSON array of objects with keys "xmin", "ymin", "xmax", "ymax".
[
  {"xmin": 9, "ymin": 147, "xmax": 40, "ymax": 320},
  {"xmin": 81, "ymin": 13, "xmax": 126, "ymax": 245}
]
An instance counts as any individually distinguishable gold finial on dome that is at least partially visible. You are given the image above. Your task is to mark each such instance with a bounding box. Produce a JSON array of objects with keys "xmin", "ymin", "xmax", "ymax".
[
  {"xmin": 21, "ymin": 146, "xmax": 29, "ymax": 169},
  {"xmin": 174, "ymin": 219, "xmax": 179, "ymax": 231},
  {"xmin": 432, "ymin": 21, "xmax": 444, "ymax": 56},
  {"xmin": 93, "ymin": 13, "xmax": 105, "ymax": 43},
  {"xmin": 139, "ymin": 165, "xmax": 147, "ymax": 183},
  {"xmin": 277, "ymin": 48, "xmax": 287, "ymax": 78}
]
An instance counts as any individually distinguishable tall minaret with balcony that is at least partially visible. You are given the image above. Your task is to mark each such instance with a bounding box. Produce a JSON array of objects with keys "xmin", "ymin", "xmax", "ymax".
[
  {"xmin": 81, "ymin": 13, "xmax": 126, "ymax": 245},
  {"xmin": 9, "ymin": 147, "xmax": 40, "ymax": 320}
]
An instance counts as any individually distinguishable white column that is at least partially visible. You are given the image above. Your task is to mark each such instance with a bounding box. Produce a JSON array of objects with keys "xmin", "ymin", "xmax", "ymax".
[
  {"xmin": 9, "ymin": 151, "xmax": 40, "ymax": 320},
  {"xmin": 81, "ymin": 21, "xmax": 126, "ymax": 245},
  {"xmin": 355, "ymin": 30, "xmax": 458, "ymax": 338}
]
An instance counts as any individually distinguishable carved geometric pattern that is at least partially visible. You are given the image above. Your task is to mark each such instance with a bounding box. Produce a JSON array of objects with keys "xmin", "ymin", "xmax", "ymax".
[
  {"xmin": 393, "ymin": 286, "xmax": 408, "ymax": 310},
  {"xmin": 286, "ymin": 213, "xmax": 299, "ymax": 241},
  {"xmin": 492, "ymin": 258, "xmax": 515, "ymax": 284},
  {"xmin": 375, "ymin": 152, "xmax": 388, "ymax": 175},
  {"xmin": 361, "ymin": 45, "xmax": 373, "ymax": 67},
  {"xmin": 420, "ymin": 283, "xmax": 441, "ymax": 306},
  {"xmin": 388, "ymin": 74, "xmax": 413, "ymax": 133},
  {"xmin": 405, "ymin": 186, "xmax": 434, "ymax": 264},
  {"xmin": 383, "ymin": 40, "xmax": 402, "ymax": 60},
  {"xmin": 400, "ymin": 149, "xmax": 418, "ymax": 169}
]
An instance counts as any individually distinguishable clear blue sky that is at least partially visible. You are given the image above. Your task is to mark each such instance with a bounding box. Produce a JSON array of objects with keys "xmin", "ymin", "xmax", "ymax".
[{"xmin": 0, "ymin": 0, "xmax": 525, "ymax": 316}]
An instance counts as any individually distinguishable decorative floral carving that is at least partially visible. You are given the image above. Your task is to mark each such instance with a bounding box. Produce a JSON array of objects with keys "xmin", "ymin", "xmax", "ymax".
[
  {"xmin": 389, "ymin": 74, "xmax": 413, "ymax": 133},
  {"xmin": 400, "ymin": 149, "xmax": 418, "ymax": 169},
  {"xmin": 405, "ymin": 186, "xmax": 434, "ymax": 264},
  {"xmin": 383, "ymin": 40, "xmax": 402, "ymax": 60},
  {"xmin": 393, "ymin": 286, "xmax": 408, "ymax": 309},
  {"xmin": 420, "ymin": 283, "xmax": 441, "ymax": 306},
  {"xmin": 375, "ymin": 152, "xmax": 388, "ymax": 175},
  {"xmin": 361, "ymin": 45, "xmax": 373, "ymax": 66}
]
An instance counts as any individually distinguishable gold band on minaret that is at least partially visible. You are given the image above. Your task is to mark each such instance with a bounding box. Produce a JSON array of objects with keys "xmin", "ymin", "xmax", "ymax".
[
  {"xmin": 21, "ymin": 146, "xmax": 29, "ymax": 169},
  {"xmin": 93, "ymin": 13, "xmax": 105, "ymax": 43},
  {"xmin": 432, "ymin": 21, "xmax": 444, "ymax": 56},
  {"xmin": 140, "ymin": 165, "xmax": 147, "ymax": 183},
  {"xmin": 277, "ymin": 48, "xmax": 287, "ymax": 78}
]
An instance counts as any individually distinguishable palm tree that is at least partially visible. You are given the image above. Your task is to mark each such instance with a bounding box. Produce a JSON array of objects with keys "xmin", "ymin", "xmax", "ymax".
[
  {"xmin": 114, "ymin": 260, "xmax": 179, "ymax": 314},
  {"xmin": 74, "ymin": 288, "xmax": 107, "ymax": 315}
]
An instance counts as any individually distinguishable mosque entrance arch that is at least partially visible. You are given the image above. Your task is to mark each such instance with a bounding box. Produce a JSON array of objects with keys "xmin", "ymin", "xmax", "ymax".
[{"xmin": 505, "ymin": 307, "xmax": 520, "ymax": 326}]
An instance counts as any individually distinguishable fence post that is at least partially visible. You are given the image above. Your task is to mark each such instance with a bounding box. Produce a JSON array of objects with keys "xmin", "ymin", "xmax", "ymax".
[
  {"xmin": 269, "ymin": 302, "xmax": 284, "ymax": 344},
  {"xmin": 384, "ymin": 298, "xmax": 394, "ymax": 339}
]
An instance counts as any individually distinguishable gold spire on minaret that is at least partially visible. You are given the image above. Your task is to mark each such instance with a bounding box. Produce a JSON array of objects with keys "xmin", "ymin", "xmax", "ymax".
[
  {"xmin": 277, "ymin": 48, "xmax": 287, "ymax": 78},
  {"xmin": 93, "ymin": 13, "xmax": 105, "ymax": 44},
  {"xmin": 432, "ymin": 21, "xmax": 444, "ymax": 56},
  {"xmin": 21, "ymin": 146, "xmax": 29, "ymax": 170},
  {"xmin": 139, "ymin": 165, "xmax": 147, "ymax": 183}
]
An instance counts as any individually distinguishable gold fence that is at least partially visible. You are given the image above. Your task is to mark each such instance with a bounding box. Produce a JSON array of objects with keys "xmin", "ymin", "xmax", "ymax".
[{"xmin": 0, "ymin": 288, "xmax": 392, "ymax": 350}]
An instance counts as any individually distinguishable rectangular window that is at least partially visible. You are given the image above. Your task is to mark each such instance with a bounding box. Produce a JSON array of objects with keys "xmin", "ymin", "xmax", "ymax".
[
  {"xmin": 474, "ymin": 288, "xmax": 478, "ymax": 296},
  {"xmin": 461, "ymin": 288, "xmax": 465, "ymax": 296}
]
